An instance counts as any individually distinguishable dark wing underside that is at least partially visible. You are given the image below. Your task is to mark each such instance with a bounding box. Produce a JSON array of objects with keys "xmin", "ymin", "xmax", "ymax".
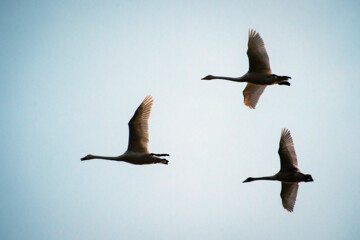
[
  {"xmin": 127, "ymin": 95, "xmax": 153, "ymax": 153},
  {"xmin": 247, "ymin": 29, "xmax": 272, "ymax": 74},
  {"xmin": 280, "ymin": 182, "xmax": 299, "ymax": 212},
  {"xmin": 278, "ymin": 128, "xmax": 299, "ymax": 172}
]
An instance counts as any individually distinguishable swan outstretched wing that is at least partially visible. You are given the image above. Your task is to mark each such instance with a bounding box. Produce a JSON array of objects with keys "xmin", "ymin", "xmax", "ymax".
[
  {"xmin": 247, "ymin": 29, "xmax": 271, "ymax": 74},
  {"xmin": 278, "ymin": 128, "xmax": 299, "ymax": 172},
  {"xmin": 280, "ymin": 183, "xmax": 299, "ymax": 212},
  {"xmin": 127, "ymin": 95, "xmax": 153, "ymax": 153},
  {"xmin": 243, "ymin": 83, "xmax": 267, "ymax": 109}
]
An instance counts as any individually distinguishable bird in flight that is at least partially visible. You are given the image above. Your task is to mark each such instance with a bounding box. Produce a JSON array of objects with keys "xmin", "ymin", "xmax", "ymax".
[
  {"xmin": 81, "ymin": 95, "xmax": 169, "ymax": 165},
  {"xmin": 202, "ymin": 29, "xmax": 291, "ymax": 109},
  {"xmin": 243, "ymin": 128, "xmax": 313, "ymax": 212}
]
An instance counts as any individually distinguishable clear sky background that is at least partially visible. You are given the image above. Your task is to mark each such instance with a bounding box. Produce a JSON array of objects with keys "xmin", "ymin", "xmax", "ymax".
[{"xmin": 1, "ymin": 0, "xmax": 360, "ymax": 239}]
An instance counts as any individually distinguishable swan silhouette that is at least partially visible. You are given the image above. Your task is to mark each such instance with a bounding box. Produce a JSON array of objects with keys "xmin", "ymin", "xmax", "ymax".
[
  {"xmin": 202, "ymin": 29, "xmax": 291, "ymax": 109},
  {"xmin": 81, "ymin": 95, "xmax": 169, "ymax": 165},
  {"xmin": 243, "ymin": 128, "xmax": 313, "ymax": 212}
]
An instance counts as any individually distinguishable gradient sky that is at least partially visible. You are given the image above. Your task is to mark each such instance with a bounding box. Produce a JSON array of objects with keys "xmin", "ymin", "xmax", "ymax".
[{"xmin": 1, "ymin": 0, "xmax": 360, "ymax": 239}]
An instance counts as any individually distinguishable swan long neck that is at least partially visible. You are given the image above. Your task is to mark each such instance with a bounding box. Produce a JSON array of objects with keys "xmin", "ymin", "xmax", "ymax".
[
  {"xmin": 250, "ymin": 176, "xmax": 277, "ymax": 181},
  {"xmin": 253, "ymin": 176, "xmax": 276, "ymax": 181},
  {"xmin": 211, "ymin": 75, "xmax": 246, "ymax": 82},
  {"xmin": 90, "ymin": 155, "xmax": 120, "ymax": 161}
]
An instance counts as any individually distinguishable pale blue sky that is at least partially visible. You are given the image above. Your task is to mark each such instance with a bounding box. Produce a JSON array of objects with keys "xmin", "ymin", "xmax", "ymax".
[{"xmin": 1, "ymin": 0, "xmax": 360, "ymax": 239}]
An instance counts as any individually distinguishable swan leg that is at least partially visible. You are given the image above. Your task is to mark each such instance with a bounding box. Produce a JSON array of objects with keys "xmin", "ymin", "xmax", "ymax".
[
  {"xmin": 278, "ymin": 81, "xmax": 290, "ymax": 86},
  {"xmin": 147, "ymin": 155, "xmax": 169, "ymax": 165},
  {"xmin": 150, "ymin": 153, "xmax": 170, "ymax": 157},
  {"xmin": 279, "ymin": 75, "xmax": 291, "ymax": 80}
]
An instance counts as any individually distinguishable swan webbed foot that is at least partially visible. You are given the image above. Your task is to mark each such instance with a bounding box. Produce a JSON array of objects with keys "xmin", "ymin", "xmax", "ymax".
[
  {"xmin": 278, "ymin": 82, "xmax": 291, "ymax": 86},
  {"xmin": 160, "ymin": 159, "xmax": 169, "ymax": 165}
]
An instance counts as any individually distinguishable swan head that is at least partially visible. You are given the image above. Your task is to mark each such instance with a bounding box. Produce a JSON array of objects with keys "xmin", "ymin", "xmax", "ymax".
[
  {"xmin": 81, "ymin": 154, "xmax": 95, "ymax": 161},
  {"xmin": 304, "ymin": 174, "xmax": 314, "ymax": 182},
  {"xmin": 243, "ymin": 177, "xmax": 255, "ymax": 183},
  {"xmin": 201, "ymin": 75, "xmax": 215, "ymax": 80}
]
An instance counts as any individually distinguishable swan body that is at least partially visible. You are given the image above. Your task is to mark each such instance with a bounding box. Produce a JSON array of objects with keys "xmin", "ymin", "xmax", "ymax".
[
  {"xmin": 202, "ymin": 29, "xmax": 291, "ymax": 109},
  {"xmin": 244, "ymin": 172, "xmax": 312, "ymax": 184},
  {"xmin": 243, "ymin": 128, "xmax": 313, "ymax": 212},
  {"xmin": 81, "ymin": 95, "xmax": 169, "ymax": 165}
]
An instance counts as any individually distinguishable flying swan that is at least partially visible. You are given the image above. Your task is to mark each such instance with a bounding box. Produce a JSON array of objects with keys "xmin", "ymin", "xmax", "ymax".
[
  {"xmin": 81, "ymin": 95, "xmax": 169, "ymax": 165},
  {"xmin": 243, "ymin": 128, "xmax": 313, "ymax": 212},
  {"xmin": 202, "ymin": 29, "xmax": 291, "ymax": 109}
]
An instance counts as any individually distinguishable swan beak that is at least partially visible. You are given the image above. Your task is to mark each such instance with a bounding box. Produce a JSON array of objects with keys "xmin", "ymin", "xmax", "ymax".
[
  {"xmin": 242, "ymin": 178, "xmax": 252, "ymax": 183},
  {"xmin": 81, "ymin": 155, "xmax": 91, "ymax": 161},
  {"xmin": 201, "ymin": 75, "xmax": 213, "ymax": 80}
]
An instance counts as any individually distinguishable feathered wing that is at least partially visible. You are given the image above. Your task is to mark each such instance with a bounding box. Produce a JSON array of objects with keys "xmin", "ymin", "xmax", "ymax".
[
  {"xmin": 280, "ymin": 183, "xmax": 299, "ymax": 212},
  {"xmin": 278, "ymin": 128, "xmax": 299, "ymax": 172},
  {"xmin": 243, "ymin": 83, "xmax": 267, "ymax": 109},
  {"xmin": 127, "ymin": 95, "xmax": 153, "ymax": 153},
  {"xmin": 247, "ymin": 29, "xmax": 272, "ymax": 74}
]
